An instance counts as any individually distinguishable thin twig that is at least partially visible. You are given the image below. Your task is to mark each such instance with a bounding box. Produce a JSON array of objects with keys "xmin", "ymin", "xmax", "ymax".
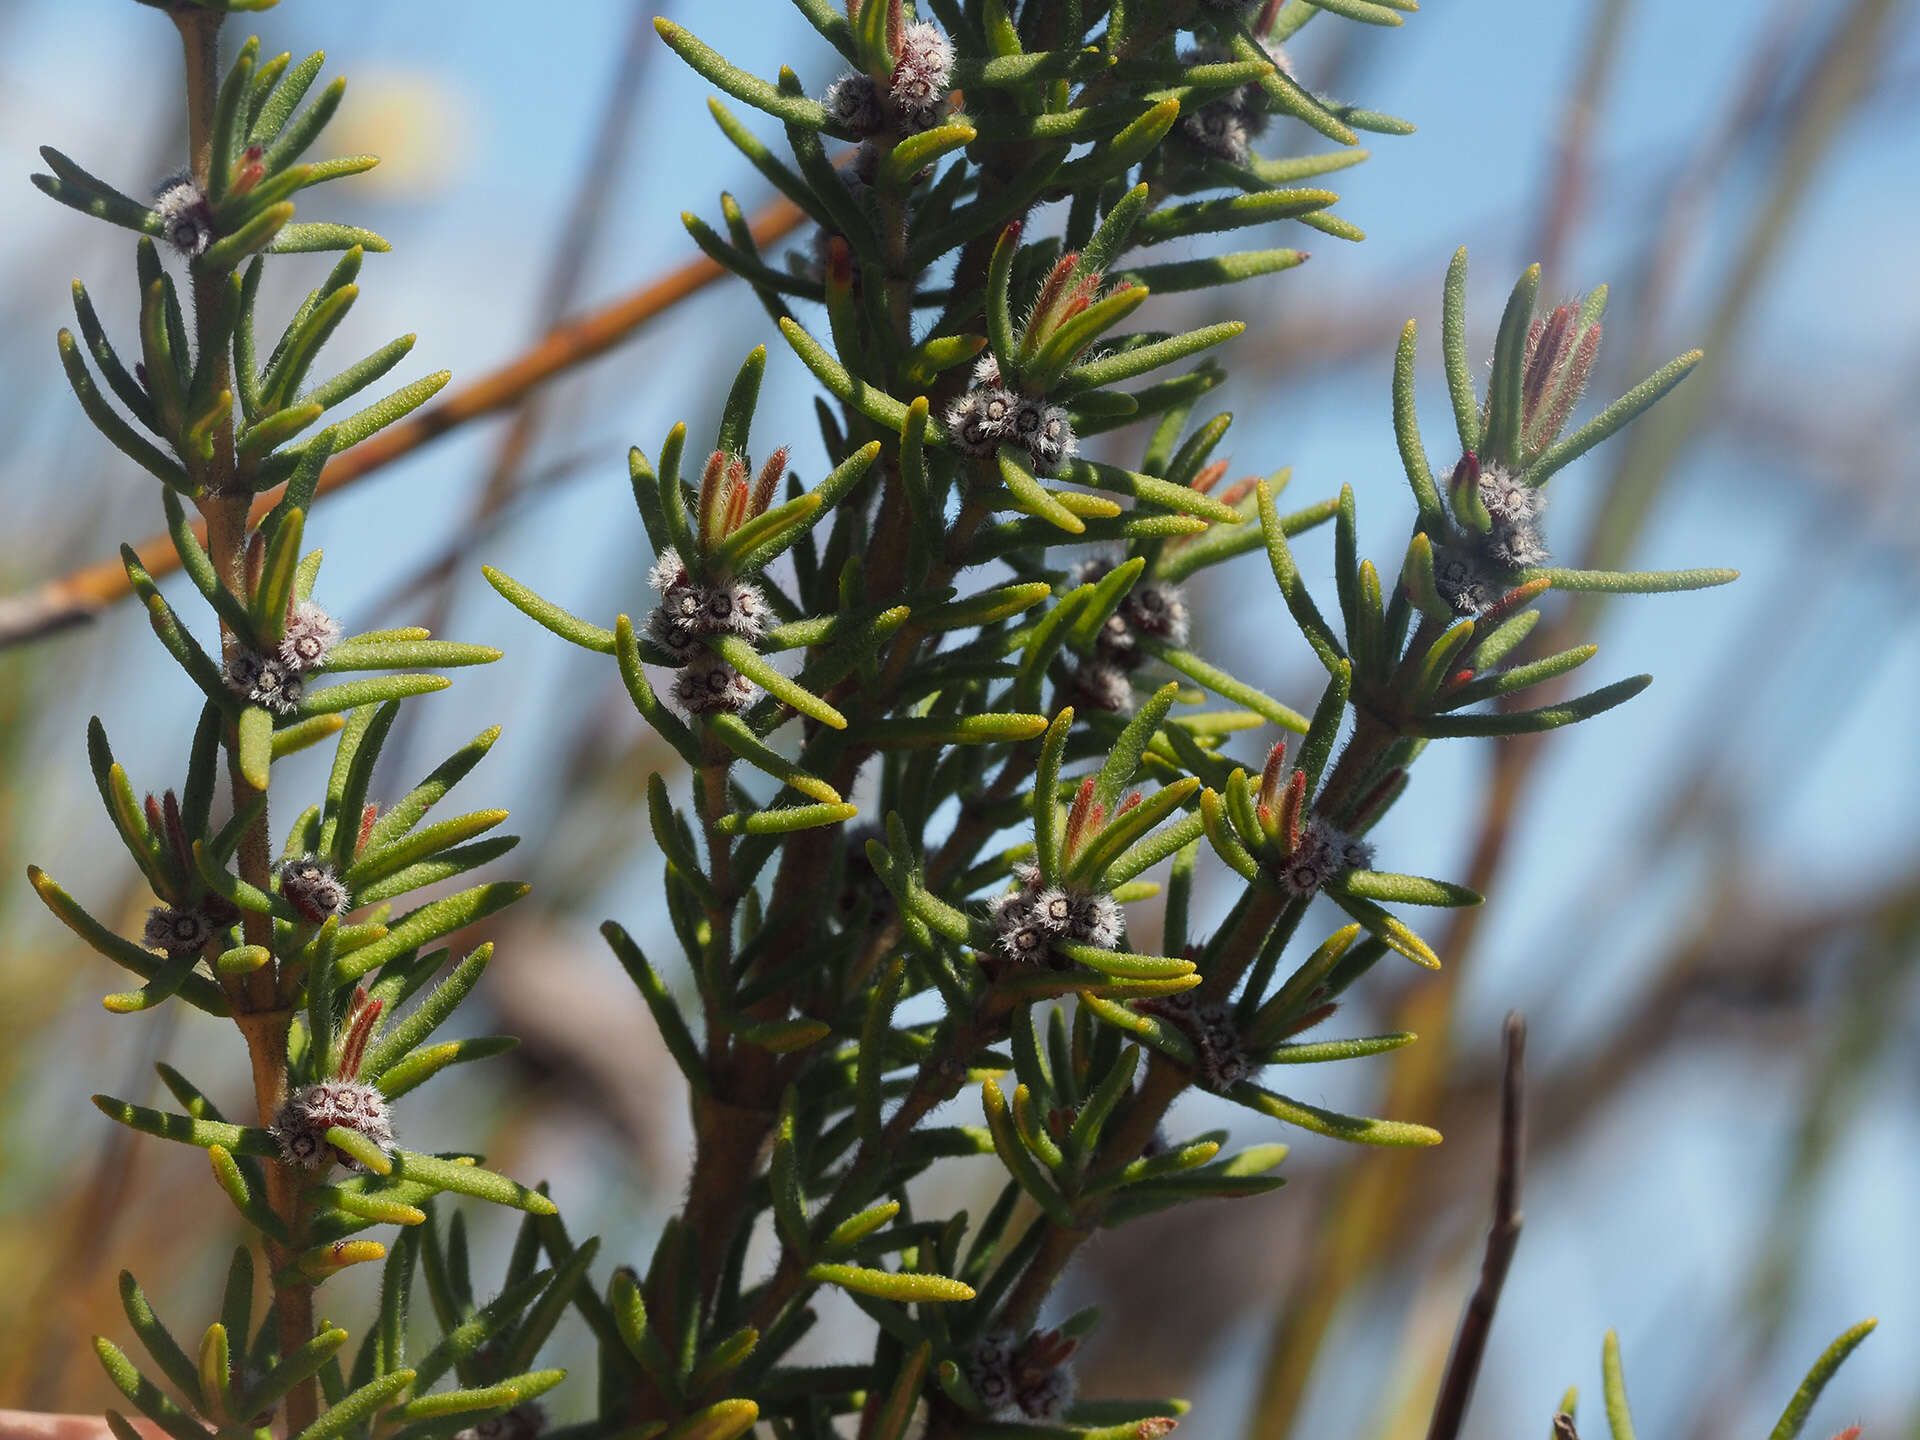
[
  {"xmin": 0, "ymin": 191, "xmax": 810, "ymax": 650},
  {"xmin": 1424, "ymin": 1011, "xmax": 1527, "ymax": 1440}
]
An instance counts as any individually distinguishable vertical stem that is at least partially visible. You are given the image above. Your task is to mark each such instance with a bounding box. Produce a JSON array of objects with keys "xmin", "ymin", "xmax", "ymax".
[{"xmin": 172, "ymin": 7, "xmax": 317, "ymax": 1429}]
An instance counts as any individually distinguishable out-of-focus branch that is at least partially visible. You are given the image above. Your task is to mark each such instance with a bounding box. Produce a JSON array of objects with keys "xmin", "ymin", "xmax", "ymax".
[
  {"xmin": 1424, "ymin": 1013, "xmax": 1527, "ymax": 1440},
  {"xmin": 1532, "ymin": 0, "xmax": 1636, "ymax": 277},
  {"xmin": 0, "ymin": 191, "xmax": 810, "ymax": 650},
  {"xmin": 1241, "ymin": 6, "xmax": 1895, "ymax": 1435}
]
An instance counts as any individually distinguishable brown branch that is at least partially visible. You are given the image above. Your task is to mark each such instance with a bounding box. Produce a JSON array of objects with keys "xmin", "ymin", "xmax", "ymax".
[
  {"xmin": 0, "ymin": 192, "xmax": 811, "ymax": 650},
  {"xmin": 1424, "ymin": 1012, "xmax": 1527, "ymax": 1440}
]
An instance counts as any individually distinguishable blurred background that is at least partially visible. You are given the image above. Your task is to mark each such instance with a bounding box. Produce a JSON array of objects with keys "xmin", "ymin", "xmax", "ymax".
[{"xmin": 2, "ymin": 1, "xmax": 1917, "ymax": 1435}]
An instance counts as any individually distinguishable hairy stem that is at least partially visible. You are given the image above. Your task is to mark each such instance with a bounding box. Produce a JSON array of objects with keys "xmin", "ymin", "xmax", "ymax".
[{"xmin": 173, "ymin": 6, "xmax": 315, "ymax": 1426}]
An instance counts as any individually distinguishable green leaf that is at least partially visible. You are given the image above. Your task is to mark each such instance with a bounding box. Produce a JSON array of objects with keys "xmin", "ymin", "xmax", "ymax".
[
  {"xmin": 203, "ymin": 200, "xmax": 296, "ymax": 270},
  {"xmin": 292, "ymin": 1368, "xmax": 416, "ymax": 1440},
  {"xmin": 33, "ymin": 147, "xmax": 162, "ymax": 235},
  {"xmin": 92, "ymin": 1338, "xmax": 211, "ymax": 1440},
  {"xmin": 92, "ymin": 1094, "xmax": 275, "ymax": 1156},
  {"xmin": 1766, "ymin": 1318, "xmax": 1876, "ymax": 1440},
  {"xmin": 713, "ymin": 801, "xmax": 859, "ymax": 835},
  {"xmin": 709, "ymin": 632, "xmax": 847, "ymax": 729},
  {"xmin": 1059, "ymin": 322, "xmax": 1245, "ymax": 394},
  {"xmin": 1602, "ymin": 1330, "xmax": 1636, "ymax": 1440},
  {"xmin": 1134, "ymin": 188, "xmax": 1338, "ymax": 246},
  {"xmin": 366, "ymin": 725, "xmax": 501, "ymax": 849},
  {"xmin": 387, "ymin": 1151, "xmax": 555, "ymax": 1214},
  {"xmin": 334, "ymin": 882, "xmax": 530, "ymax": 980},
  {"xmin": 883, "ymin": 122, "xmax": 977, "ymax": 185},
  {"xmin": 1228, "ymin": 28, "xmax": 1357, "ymax": 145},
  {"xmin": 1061, "ymin": 458, "xmax": 1247, "ymax": 523},
  {"xmin": 239, "ymin": 1326, "xmax": 349, "ymax": 1418},
  {"xmin": 1439, "ymin": 247, "xmax": 1480, "ymax": 454},
  {"xmin": 397, "ymin": 1371, "xmax": 566, "ymax": 1421},
  {"xmin": 321, "ymin": 639, "xmax": 501, "ymax": 672},
  {"xmin": 57, "ymin": 332, "xmax": 194, "ymax": 492},
  {"xmin": 858, "ymin": 712, "xmax": 1049, "ymax": 747},
  {"xmin": 117, "ymin": 1271, "xmax": 204, "ymax": 1411},
  {"xmin": 602, "ymin": 921, "xmax": 710, "ymax": 1096},
  {"xmin": 615, "ymin": 616, "xmax": 703, "ymax": 768},
  {"xmin": 805, "ymin": 1264, "xmax": 975, "ymax": 1304},
  {"xmin": 1414, "ymin": 675, "xmax": 1651, "ymax": 737},
  {"xmin": 662, "ymin": 1401, "xmax": 759, "ymax": 1440},
  {"xmin": 1440, "ymin": 643, "xmax": 1597, "ymax": 709},
  {"xmin": 295, "ymin": 673, "xmax": 451, "ymax": 718},
  {"xmin": 1140, "ymin": 640, "xmax": 1308, "ymax": 732},
  {"xmin": 1114, "ymin": 248, "xmax": 1309, "ymax": 293},
  {"xmin": 27, "ymin": 867, "xmax": 229, "ymax": 1016},
  {"xmin": 1392, "ymin": 320, "xmax": 1444, "ymax": 529},
  {"xmin": 1525, "ymin": 351, "xmax": 1703, "ymax": 487},
  {"xmin": 1324, "ymin": 888, "xmax": 1440, "ymax": 969},
  {"xmin": 996, "ymin": 446, "xmax": 1084, "ymax": 534},
  {"xmin": 656, "ymin": 19, "xmax": 831, "ymax": 130},
  {"xmin": 701, "ymin": 712, "xmax": 840, "ymax": 803},
  {"xmin": 1526, "ymin": 566, "xmax": 1738, "ymax": 595},
  {"xmin": 1229, "ymin": 1082, "xmax": 1441, "ymax": 1147},
  {"xmin": 1332, "ymin": 871, "xmax": 1482, "ymax": 907}
]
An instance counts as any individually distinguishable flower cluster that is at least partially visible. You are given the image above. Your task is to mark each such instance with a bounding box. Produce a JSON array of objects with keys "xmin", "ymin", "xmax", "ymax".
[
  {"xmin": 277, "ymin": 855, "xmax": 351, "ymax": 923},
  {"xmin": 142, "ymin": 903, "xmax": 216, "ymax": 956},
  {"xmin": 1278, "ymin": 816, "xmax": 1374, "ymax": 898},
  {"xmin": 271, "ymin": 1079, "xmax": 394, "ymax": 1169},
  {"xmin": 646, "ymin": 541, "xmax": 767, "ymax": 717},
  {"xmin": 223, "ymin": 600, "xmax": 341, "ymax": 715},
  {"xmin": 1433, "ymin": 297, "xmax": 1603, "ymax": 613},
  {"xmin": 822, "ymin": 20, "xmax": 956, "ymax": 139},
  {"xmin": 988, "ymin": 862, "xmax": 1123, "ymax": 968},
  {"xmin": 271, "ymin": 987, "xmax": 392, "ymax": 1169},
  {"xmin": 946, "ymin": 358, "xmax": 1077, "ymax": 475},
  {"xmin": 1433, "ymin": 454, "xmax": 1549, "ymax": 615},
  {"xmin": 1068, "ymin": 557, "xmax": 1191, "ymax": 712},
  {"xmin": 1177, "ymin": 44, "xmax": 1277, "ymax": 165},
  {"xmin": 1139, "ymin": 991, "xmax": 1255, "ymax": 1093},
  {"xmin": 963, "ymin": 1329, "xmax": 1077, "ymax": 1423}
]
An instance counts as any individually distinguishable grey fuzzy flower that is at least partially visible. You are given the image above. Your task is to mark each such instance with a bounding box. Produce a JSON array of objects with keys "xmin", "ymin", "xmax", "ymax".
[
  {"xmin": 278, "ymin": 855, "xmax": 351, "ymax": 923},
  {"xmin": 272, "ymin": 1079, "xmax": 394, "ymax": 1170},
  {"xmin": 144, "ymin": 904, "xmax": 214, "ymax": 955},
  {"xmin": 154, "ymin": 174, "xmax": 213, "ymax": 258},
  {"xmin": 280, "ymin": 600, "xmax": 342, "ymax": 672},
  {"xmin": 672, "ymin": 651, "xmax": 756, "ymax": 714}
]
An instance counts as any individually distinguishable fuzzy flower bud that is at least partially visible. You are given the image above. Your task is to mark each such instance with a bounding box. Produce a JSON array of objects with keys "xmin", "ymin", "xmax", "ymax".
[
  {"xmin": 1071, "ymin": 659, "xmax": 1136, "ymax": 714},
  {"xmin": 144, "ymin": 904, "xmax": 214, "ymax": 956},
  {"xmin": 224, "ymin": 649, "xmax": 304, "ymax": 716},
  {"xmin": 889, "ymin": 21, "xmax": 955, "ymax": 131},
  {"xmin": 454, "ymin": 1404, "xmax": 546, "ymax": 1440},
  {"xmin": 645, "ymin": 547, "xmax": 768, "ymax": 659},
  {"xmin": 1517, "ymin": 301, "xmax": 1602, "ymax": 460},
  {"xmin": 1023, "ymin": 401, "xmax": 1078, "ymax": 476},
  {"xmin": 277, "ymin": 855, "xmax": 351, "ymax": 923},
  {"xmin": 154, "ymin": 174, "xmax": 214, "ymax": 258},
  {"xmin": 1073, "ymin": 558, "xmax": 1191, "ymax": 670},
  {"xmin": 1277, "ymin": 817, "xmax": 1373, "ymax": 898},
  {"xmin": 946, "ymin": 387, "xmax": 1017, "ymax": 456},
  {"xmin": 672, "ymin": 651, "xmax": 756, "ymax": 714},
  {"xmin": 1139, "ymin": 992, "xmax": 1255, "ymax": 1092},
  {"xmin": 823, "ymin": 73, "xmax": 884, "ymax": 137},
  {"xmin": 1437, "ymin": 453, "xmax": 1550, "ymax": 613},
  {"xmin": 964, "ymin": 1331, "xmax": 1020, "ymax": 1415},
  {"xmin": 280, "ymin": 600, "xmax": 342, "ymax": 672},
  {"xmin": 271, "ymin": 1079, "xmax": 394, "ymax": 1170},
  {"xmin": 987, "ymin": 865, "xmax": 1124, "ymax": 966}
]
